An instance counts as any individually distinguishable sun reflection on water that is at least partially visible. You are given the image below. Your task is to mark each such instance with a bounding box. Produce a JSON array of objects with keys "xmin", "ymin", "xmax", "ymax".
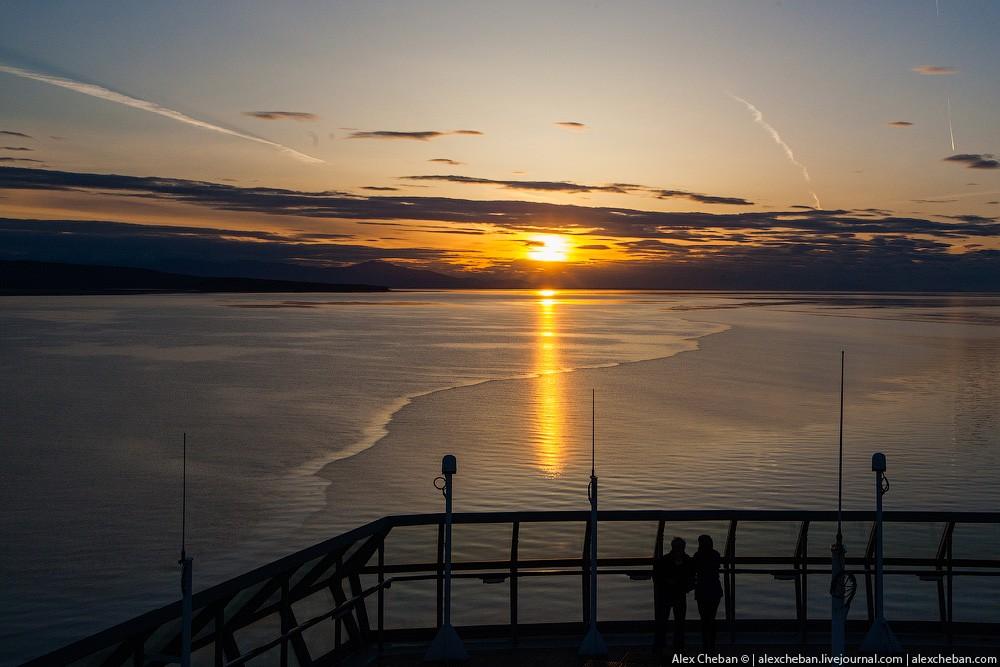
[{"xmin": 534, "ymin": 290, "xmax": 565, "ymax": 477}]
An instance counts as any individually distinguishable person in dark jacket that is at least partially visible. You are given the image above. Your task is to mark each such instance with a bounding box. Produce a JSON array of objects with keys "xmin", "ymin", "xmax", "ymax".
[
  {"xmin": 653, "ymin": 536, "xmax": 695, "ymax": 654},
  {"xmin": 692, "ymin": 534, "xmax": 724, "ymax": 652}
]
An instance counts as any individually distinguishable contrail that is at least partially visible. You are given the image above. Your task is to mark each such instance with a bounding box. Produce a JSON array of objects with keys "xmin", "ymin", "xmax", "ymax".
[
  {"xmin": 730, "ymin": 94, "xmax": 821, "ymax": 209},
  {"xmin": 947, "ymin": 95, "xmax": 956, "ymax": 151},
  {"xmin": 0, "ymin": 63, "xmax": 324, "ymax": 164}
]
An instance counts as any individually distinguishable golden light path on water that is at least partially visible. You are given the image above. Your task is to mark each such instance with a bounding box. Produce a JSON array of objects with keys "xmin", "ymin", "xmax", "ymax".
[{"xmin": 534, "ymin": 289, "xmax": 565, "ymax": 476}]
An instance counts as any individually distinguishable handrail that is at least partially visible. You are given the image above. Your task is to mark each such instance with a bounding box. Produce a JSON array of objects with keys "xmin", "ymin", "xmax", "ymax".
[
  {"xmin": 224, "ymin": 578, "xmax": 393, "ymax": 667},
  {"xmin": 22, "ymin": 509, "xmax": 1000, "ymax": 666}
]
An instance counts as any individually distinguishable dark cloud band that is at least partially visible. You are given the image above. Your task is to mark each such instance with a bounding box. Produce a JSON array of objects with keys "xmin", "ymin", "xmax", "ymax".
[
  {"xmin": 349, "ymin": 130, "xmax": 482, "ymax": 141},
  {"xmin": 242, "ymin": 111, "xmax": 318, "ymax": 121}
]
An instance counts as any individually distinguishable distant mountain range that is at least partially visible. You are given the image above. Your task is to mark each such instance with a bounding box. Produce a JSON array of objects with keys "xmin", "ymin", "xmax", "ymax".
[
  {"xmin": 191, "ymin": 259, "xmax": 529, "ymax": 289},
  {"xmin": 315, "ymin": 260, "xmax": 477, "ymax": 288},
  {"xmin": 0, "ymin": 260, "xmax": 390, "ymax": 294}
]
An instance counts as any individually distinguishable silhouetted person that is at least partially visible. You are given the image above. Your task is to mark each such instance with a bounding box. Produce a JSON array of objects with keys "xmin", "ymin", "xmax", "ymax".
[
  {"xmin": 653, "ymin": 536, "xmax": 694, "ymax": 655},
  {"xmin": 693, "ymin": 534, "xmax": 724, "ymax": 652}
]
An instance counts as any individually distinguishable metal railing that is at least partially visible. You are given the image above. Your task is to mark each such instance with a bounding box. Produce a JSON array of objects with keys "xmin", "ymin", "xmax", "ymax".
[{"xmin": 23, "ymin": 510, "xmax": 1000, "ymax": 666}]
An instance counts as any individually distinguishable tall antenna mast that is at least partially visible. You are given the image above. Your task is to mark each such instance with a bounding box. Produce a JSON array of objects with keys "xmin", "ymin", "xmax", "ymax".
[
  {"xmin": 179, "ymin": 433, "xmax": 192, "ymax": 667},
  {"xmin": 181, "ymin": 432, "xmax": 187, "ymax": 560},
  {"xmin": 579, "ymin": 388, "xmax": 606, "ymax": 656},
  {"xmin": 837, "ymin": 351, "xmax": 845, "ymax": 542},
  {"xmin": 830, "ymin": 351, "xmax": 856, "ymax": 658}
]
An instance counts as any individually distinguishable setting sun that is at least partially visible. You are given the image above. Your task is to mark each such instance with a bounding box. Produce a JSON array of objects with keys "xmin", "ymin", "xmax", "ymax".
[{"xmin": 527, "ymin": 235, "xmax": 570, "ymax": 262}]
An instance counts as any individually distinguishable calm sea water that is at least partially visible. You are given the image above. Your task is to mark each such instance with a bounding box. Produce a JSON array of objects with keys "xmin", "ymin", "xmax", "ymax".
[{"xmin": 2, "ymin": 291, "xmax": 999, "ymax": 663}]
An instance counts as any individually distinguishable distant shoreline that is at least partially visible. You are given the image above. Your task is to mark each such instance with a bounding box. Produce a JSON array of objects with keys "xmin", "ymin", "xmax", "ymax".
[
  {"xmin": 0, "ymin": 287, "xmax": 389, "ymax": 296},
  {"xmin": 0, "ymin": 260, "xmax": 388, "ymax": 295}
]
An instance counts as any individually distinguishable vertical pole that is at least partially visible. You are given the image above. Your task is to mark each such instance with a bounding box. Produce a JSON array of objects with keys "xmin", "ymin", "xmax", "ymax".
[
  {"xmin": 860, "ymin": 453, "xmax": 901, "ymax": 654},
  {"xmin": 425, "ymin": 455, "xmax": 467, "ymax": 661},
  {"xmin": 864, "ymin": 523, "xmax": 876, "ymax": 623},
  {"xmin": 436, "ymin": 522, "xmax": 444, "ymax": 629},
  {"xmin": 581, "ymin": 519, "xmax": 592, "ymax": 625},
  {"xmin": 214, "ymin": 606, "xmax": 225, "ymax": 667},
  {"xmin": 725, "ymin": 520, "xmax": 737, "ymax": 644},
  {"xmin": 801, "ymin": 523, "xmax": 808, "ymax": 636},
  {"xmin": 579, "ymin": 389, "xmax": 607, "ymax": 656},
  {"xmin": 335, "ymin": 616, "xmax": 342, "ymax": 661},
  {"xmin": 377, "ymin": 537, "xmax": 385, "ymax": 654},
  {"xmin": 510, "ymin": 521, "xmax": 519, "ymax": 641},
  {"xmin": 946, "ymin": 530, "xmax": 954, "ymax": 645},
  {"xmin": 831, "ymin": 352, "xmax": 848, "ymax": 658},
  {"xmin": 180, "ymin": 432, "xmax": 192, "ymax": 667},
  {"xmin": 830, "ymin": 541, "xmax": 846, "ymax": 657},
  {"xmin": 279, "ymin": 577, "xmax": 289, "ymax": 667},
  {"xmin": 874, "ymin": 467, "xmax": 884, "ymax": 622},
  {"xmin": 838, "ymin": 352, "xmax": 845, "ymax": 537},
  {"xmin": 443, "ymin": 468, "xmax": 453, "ymax": 629},
  {"xmin": 180, "ymin": 552, "xmax": 192, "ymax": 667},
  {"xmin": 795, "ymin": 521, "xmax": 809, "ymax": 642},
  {"xmin": 590, "ymin": 390, "xmax": 598, "ymax": 632}
]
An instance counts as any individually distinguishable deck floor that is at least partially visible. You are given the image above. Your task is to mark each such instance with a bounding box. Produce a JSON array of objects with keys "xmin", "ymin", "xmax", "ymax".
[{"xmin": 372, "ymin": 631, "xmax": 1000, "ymax": 665}]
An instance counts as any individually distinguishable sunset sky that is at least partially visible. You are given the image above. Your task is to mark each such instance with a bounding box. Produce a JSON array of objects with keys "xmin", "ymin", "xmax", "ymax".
[{"xmin": 2, "ymin": 1, "xmax": 999, "ymax": 287}]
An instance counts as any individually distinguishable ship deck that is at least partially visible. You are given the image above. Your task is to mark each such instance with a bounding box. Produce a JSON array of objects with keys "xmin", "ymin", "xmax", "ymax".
[{"xmin": 23, "ymin": 510, "xmax": 1000, "ymax": 666}]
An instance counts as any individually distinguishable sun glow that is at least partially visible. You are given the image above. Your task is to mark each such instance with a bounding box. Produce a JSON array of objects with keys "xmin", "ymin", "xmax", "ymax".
[{"xmin": 527, "ymin": 235, "xmax": 570, "ymax": 262}]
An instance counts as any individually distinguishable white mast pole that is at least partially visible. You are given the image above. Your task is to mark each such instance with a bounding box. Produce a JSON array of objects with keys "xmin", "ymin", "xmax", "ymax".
[{"xmin": 860, "ymin": 453, "xmax": 902, "ymax": 654}]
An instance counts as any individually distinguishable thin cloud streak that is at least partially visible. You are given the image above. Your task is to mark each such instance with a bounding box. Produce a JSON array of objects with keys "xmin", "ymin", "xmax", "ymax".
[
  {"xmin": 0, "ymin": 63, "xmax": 324, "ymax": 164},
  {"xmin": 242, "ymin": 111, "xmax": 318, "ymax": 121},
  {"xmin": 402, "ymin": 174, "xmax": 753, "ymax": 204},
  {"xmin": 349, "ymin": 130, "xmax": 483, "ymax": 141},
  {"xmin": 730, "ymin": 94, "xmax": 821, "ymax": 209},
  {"xmin": 912, "ymin": 65, "xmax": 958, "ymax": 75}
]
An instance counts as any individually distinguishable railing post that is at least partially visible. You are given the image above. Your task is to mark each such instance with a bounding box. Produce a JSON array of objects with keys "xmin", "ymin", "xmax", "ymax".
[
  {"xmin": 934, "ymin": 521, "xmax": 954, "ymax": 637},
  {"xmin": 436, "ymin": 520, "xmax": 445, "ymax": 629},
  {"xmin": 946, "ymin": 522, "xmax": 955, "ymax": 645},
  {"xmin": 510, "ymin": 521, "xmax": 520, "ymax": 641},
  {"xmin": 377, "ymin": 536, "xmax": 385, "ymax": 654},
  {"xmin": 279, "ymin": 576, "xmax": 289, "ymax": 667},
  {"xmin": 214, "ymin": 604, "xmax": 226, "ymax": 667},
  {"xmin": 334, "ymin": 615, "xmax": 342, "ymax": 666},
  {"xmin": 348, "ymin": 573, "xmax": 371, "ymax": 644},
  {"xmin": 795, "ymin": 521, "xmax": 809, "ymax": 642},
  {"xmin": 329, "ymin": 568, "xmax": 362, "ymax": 645},
  {"xmin": 724, "ymin": 520, "xmax": 737, "ymax": 644},
  {"xmin": 581, "ymin": 519, "xmax": 592, "ymax": 626},
  {"xmin": 864, "ymin": 521, "xmax": 876, "ymax": 623}
]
